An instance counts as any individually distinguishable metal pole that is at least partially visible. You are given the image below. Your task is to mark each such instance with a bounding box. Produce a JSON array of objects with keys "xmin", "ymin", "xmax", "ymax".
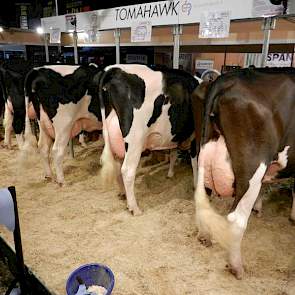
[
  {"xmin": 44, "ymin": 33, "xmax": 49, "ymax": 63},
  {"xmin": 73, "ymin": 31, "xmax": 78, "ymax": 64},
  {"xmin": 261, "ymin": 17, "xmax": 276, "ymax": 67},
  {"xmin": 55, "ymin": 0, "xmax": 59, "ymax": 15},
  {"xmin": 173, "ymin": 25, "xmax": 182, "ymax": 69},
  {"xmin": 69, "ymin": 19, "xmax": 78, "ymax": 159},
  {"xmin": 55, "ymin": 0, "xmax": 62, "ymax": 54},
  {"xmin": 114, "ymin": 28, "xmax": 120, "ymax": 64}
]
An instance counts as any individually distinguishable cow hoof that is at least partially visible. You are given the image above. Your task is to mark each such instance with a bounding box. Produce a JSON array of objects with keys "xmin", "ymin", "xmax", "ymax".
[
  {"xmin": 289, "ymin": 217, "xmax": 295, "ymax": 225},
  {"xmin": 1, "ymin": 143, "xmax": 11, "ymax": 149},
  {"xmin": 166, "ymin": 173, "xmax": 174, "ymax": 179},
  {"xmin": 117, "ymin": 192, "xmax": 126, "ymax": 200},
  {"xmin": 55, "ymin": 180, "xmax": 64, "ymax": 187},
  {"xmin": 128, "ymin": 206, "xmax": 143, "ymax": 216},
  {"xmin": 226, "ymin": 264, "xmax": 244, "ymax": 280},
  {"xmin": 252, "ymin": 209, "xmax": 262, "ymax": 218},
  {"xmin": 44, "ymin": 176, "xmax": 53, "ymax": 182},
  {"xmin": 197, "ymin": 235, "xmax": 212, "ymax": 247}
]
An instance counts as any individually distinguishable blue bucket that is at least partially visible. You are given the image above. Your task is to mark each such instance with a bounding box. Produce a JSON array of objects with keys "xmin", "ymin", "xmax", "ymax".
[{"xmin": 66, "ymin": 263, "xmax": 115, "ymax": 295}]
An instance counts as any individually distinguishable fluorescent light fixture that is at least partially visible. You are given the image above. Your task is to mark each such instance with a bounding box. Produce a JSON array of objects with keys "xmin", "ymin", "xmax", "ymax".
[
  {"xmin": 0, "ymin": 27, "xmax": 3, "ymax": 33},
  {"xmin": 36, "ymin": 27, "xmax": 44, "ymax": 34}
]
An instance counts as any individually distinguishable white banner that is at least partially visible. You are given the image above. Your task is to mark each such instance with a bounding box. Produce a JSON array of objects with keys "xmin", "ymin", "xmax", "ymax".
[
  {"xmin": 199, "ymin": 10, "xmax": 230, "ymax": 38},
  {"xmin": 126, "ymin": 54, "xmax": 148, "ymax": 64},
  {"xmin": 131, "ymin": 21, "xmax": 152, "ymax": 42},
  {"xmin": 50, "ymin": 28, "xmax": 61, "ymax": 43},
  {"xmin": 65, "ymin": 14, "xmax": 77, "ymax": 32},
  {"xmin": 266, "ymin": 53, "xmax": 292, "ymax": 67},
  {"xmin": 41, "ymin": 0, "xmax": 271, "ymax": 33},
  {"xmin": 179, "ymin": 0, "xmax": 252, "ymax": 25},
  {"xmin": 195, "ymin": 59, "xmax": 214, "ymax": 69}
]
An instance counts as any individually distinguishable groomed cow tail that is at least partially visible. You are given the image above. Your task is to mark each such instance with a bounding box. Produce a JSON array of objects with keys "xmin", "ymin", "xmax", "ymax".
[
  {"xmin": 18, "ymin": 70, "xmax": 39, "ymax": 167},
  {"xmin": 194, "ymin": 78, "xmax": 237, "ymax": 252},
  {"xmin": 194, "ymin": 149, "xmax": 233, "ymax": 251},
  {"xmin": 97, "ymin": 71, "xmax": 118, "ymax": 187},
  {"xmin": 18, "ymin": 95, "xmax": 38, "ymax": 163}
]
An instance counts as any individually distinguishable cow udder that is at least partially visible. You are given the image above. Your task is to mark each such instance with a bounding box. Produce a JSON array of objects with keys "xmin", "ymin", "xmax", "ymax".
[{"xmin": 201, "ymin": 136, "xmax": 234, "ymax": 197}]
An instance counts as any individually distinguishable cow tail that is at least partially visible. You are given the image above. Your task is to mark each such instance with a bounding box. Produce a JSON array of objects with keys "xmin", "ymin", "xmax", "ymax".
[
  {"xmin": 21, "ymin": 95, "xmax": 37, "ymax": 154},
  {"xmin": 194, "ymin": 81, "xmax": 234, "ymax": 252},
  {"xmin": 98, "ymin": 71, "xmax": 118, "ymax": 187},
  {"xmin": 18, "ymin": 70, "xmax": 38, "ymax": 167}
]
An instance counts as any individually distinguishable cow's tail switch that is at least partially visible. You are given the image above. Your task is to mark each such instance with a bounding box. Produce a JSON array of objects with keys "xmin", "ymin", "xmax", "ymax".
[
  {"xmin": 194, "ymin": 146, "xmax": 233, "ymax": 251},
  {"xmin": 18, "ymin": 96, "xmax": 38, "ymax": 166}
]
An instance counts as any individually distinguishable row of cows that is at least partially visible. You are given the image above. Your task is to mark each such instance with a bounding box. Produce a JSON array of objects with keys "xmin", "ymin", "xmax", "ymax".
[{"xmin": 0, "ymin": 61, "xmax": 294, "ymax": 281}]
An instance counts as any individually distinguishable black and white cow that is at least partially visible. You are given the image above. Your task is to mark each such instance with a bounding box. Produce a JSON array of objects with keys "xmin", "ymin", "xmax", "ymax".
[
  {"xmin": 194, "ymin": 68, "xmax": 295, "ymax": 279},
  {"xmin": 97, "ymin": 64, "xmax": 200, "ymax": 215},
  {"xmin": 0, "ymin": 61, "xmax": 34, "ymax": 148},
  {"xmin": 24, "ymin": 64, "xmax": 102, "ymax": 184}
]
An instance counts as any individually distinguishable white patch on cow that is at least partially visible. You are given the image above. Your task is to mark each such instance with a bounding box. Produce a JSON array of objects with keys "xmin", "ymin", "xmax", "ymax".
[
  {"xmin": 277, "ymin": 145, "xmax": 290, "ymax": 169},
  {"xmin": 34, "ymin": 65, "xmax": 79, "ymax": 76},
  {"xmin": 79, "ymin": 133, "xmax": 87, "ymax": 148},
  {"xmin": 227, "ymin": 163, "xmax": 267, "ymax": 229},
  {"xmin": 3, "ymin": 102, "xmax": 13, "ymax": 148},
  {"xmin": 15, "ymin": 134, "xmax": 24, "ymax": 149},
  {"xmin": 194, "ymin": 76, "xmax": 203, "ymax": 84},
  {"xmin": 51, "ymin": 94, "xmax": 100, "ymax": 184}
]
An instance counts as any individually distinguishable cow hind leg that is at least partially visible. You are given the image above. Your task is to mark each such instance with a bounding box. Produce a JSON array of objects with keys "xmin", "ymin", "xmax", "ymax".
[
  {"xmin": 121, "ymin": 142, "xmax": 144, "ymax": 216},
  {"xmin": 290, "ymin": 182, "xmax": 295, "ymax": 224},
  {"xmin": 15, "ymin": 134, "xmax": 24, "ymax": 150},
  {"xmin": 190, "ymin": 139, "xmax": 198, "ymax": 188},
  {"xmin": 167, "ymin": 149, "xmax": 177, "ymax": 178},
  {"xmin": 79, "ymin": 132, "xmax": 87, "ymax": 148},
  {"xmin": 252, "ymin": 195, "xmax": 263, "ymax": 217},
  {"xmin": 226, "ymin": 163, "xmax": 267, "ymax": 278},
  {"xmin": 3, "ymin": 104, "xmax": 13, "ymax": 148},
  {"xmin": 38, "ymin": 127, "xmax": 53, "ymax": 180},
  {"xmin": 195, "ymin": 144, "xmax": 267, "ymax": 279},
  {"xmin": 52, "ymin": 128, "xmax": 71, "ymax": 185}
]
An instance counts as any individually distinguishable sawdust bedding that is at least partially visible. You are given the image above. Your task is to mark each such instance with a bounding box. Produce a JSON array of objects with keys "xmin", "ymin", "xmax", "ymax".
[{"xmin": 0, "ymin": 138, "xmax": 294, "ymax": 295}]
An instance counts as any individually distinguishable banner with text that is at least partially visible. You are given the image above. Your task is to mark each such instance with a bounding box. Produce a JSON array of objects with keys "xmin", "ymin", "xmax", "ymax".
[
  {"xmin": 131, "ymin": 21, "xmax": 152, "ymax": 42},
  {"xmin": 199, "ymin": 10, "xmax": 230, "ymax": 38}
]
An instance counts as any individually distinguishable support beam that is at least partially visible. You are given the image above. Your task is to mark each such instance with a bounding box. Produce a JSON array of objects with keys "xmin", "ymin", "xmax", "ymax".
[
  {"xmin": 260, "ymin": 17, "xmax": 276, "ymax": 67},
  {"xmin": 114, "ymin": 28, "xmax": 120, "ymax": 64},
  {"xmin": 173, "ymin": 25, "xmax": 182, "ymax": 69},
  {"xmin": 73, "ymin": 31, "xmax": 78, "ymax": 65},
  {"xmin": 44, "ymin": 33, "xmax": 49, "ymax": 63}
]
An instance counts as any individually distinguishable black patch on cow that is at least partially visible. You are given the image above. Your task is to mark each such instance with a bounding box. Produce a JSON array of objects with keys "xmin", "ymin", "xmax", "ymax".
[
  {"xmin": 190, "ymin": 138, "xmax": 197, "ymax": 158},
  {"xmin": 161, "ymin": 69, "xmax": 199, "ymax": 143},
  {"xmin": 147, "ymin": 94, "xmax": 169, "ymax": 127},
  {"xmin": 125, "ymin": 142, "xmax": 129, "ymax": 152},
  {"xmin": 26, "ymin": 65, "xmax": 101, "ymax": 120},
  {"xmin": 100, "ymin": 67, "xmax": 146, "ymax": 138},
  {"xmin": 0, "ymin": 61, "xmax": 34, "ymax": 134}
]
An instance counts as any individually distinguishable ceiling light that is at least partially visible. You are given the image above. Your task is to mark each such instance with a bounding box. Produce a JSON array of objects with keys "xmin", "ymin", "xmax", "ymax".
[{"xmin": 36, "ymin": 27, "xmax": 44, "ymax": 34}]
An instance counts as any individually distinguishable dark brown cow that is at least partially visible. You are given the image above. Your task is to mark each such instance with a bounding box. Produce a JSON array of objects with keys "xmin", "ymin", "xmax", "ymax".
[{"xmin": 194, "ymin": 68, "xmax": 295, "ymax": 279}]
